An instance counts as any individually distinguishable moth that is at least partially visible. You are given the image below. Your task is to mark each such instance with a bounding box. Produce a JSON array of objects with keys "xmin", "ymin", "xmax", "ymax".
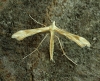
[{"xmin": 12, "ymin": 21, "xmax": 90, "ymax": 65}]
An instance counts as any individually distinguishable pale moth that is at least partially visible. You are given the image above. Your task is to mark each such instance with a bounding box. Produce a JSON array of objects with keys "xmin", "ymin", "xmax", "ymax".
[{"xmin": 12, "ymin": 17, "xmax": 90, "ymax": 65}]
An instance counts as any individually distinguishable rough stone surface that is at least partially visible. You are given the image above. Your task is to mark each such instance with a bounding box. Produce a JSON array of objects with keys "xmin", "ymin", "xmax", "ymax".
[{"xmin": 0, "ymin": 0, "xmax": 100, "ymax": 81}]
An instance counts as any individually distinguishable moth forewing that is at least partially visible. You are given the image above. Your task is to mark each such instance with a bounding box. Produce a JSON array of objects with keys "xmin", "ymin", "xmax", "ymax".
[
  {"xmin": 71, "ymin": 35, "xmax": 90, "ymax": 47},
  {"xmin": 12, "ymin": 27, "xmax": 50, "ymax": 41},
  {"xmin": 55, "ymin": 27, "xmax": 90, "ymax": 47}
]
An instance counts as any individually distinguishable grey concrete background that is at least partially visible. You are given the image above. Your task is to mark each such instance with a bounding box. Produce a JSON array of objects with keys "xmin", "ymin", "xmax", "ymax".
[{"xmin": 0, "ymin": 0, "xmax": 100, "ymax": 81}]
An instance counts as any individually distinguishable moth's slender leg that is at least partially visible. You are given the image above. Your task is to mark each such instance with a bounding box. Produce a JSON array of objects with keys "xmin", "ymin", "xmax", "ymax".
[
  {"xmin": 23, "ymin": 34, "xmax": 48, "ymax": 60},
  {"xmin": 55, "ymin": 35, "xmax": 77, "ymax": 65}
]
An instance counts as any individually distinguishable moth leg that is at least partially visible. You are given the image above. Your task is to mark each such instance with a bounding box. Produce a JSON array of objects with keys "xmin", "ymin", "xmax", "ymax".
[
  {"xmin": 23, "ymin": 34, "xmax": 48, "ymax": 60},
  {"xmin": 55, "ymin": 35, "xmax": 77, "ymax": 65}
]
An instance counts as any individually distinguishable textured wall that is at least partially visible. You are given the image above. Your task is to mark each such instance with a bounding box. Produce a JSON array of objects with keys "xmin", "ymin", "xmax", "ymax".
[{"xmin": 0, "ymin": 0, "xmax": 100, "ymax": 81}]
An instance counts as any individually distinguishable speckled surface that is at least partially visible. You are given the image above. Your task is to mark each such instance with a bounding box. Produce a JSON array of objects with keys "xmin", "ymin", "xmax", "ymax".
[{"xmin": 0, "ymin": 0, "xmax": 100, "ymax": 81}]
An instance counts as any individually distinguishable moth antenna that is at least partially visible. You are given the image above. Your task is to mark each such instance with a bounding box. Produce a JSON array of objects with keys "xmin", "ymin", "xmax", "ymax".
[{"xmin": 29, "ymin": 14, "xmax": 46, "ymax": 27}]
